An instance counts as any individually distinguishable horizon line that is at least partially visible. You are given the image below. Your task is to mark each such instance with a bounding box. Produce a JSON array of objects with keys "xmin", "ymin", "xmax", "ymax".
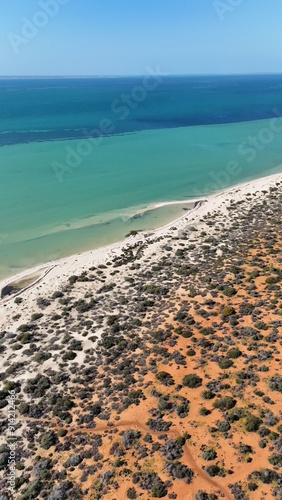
[{"xmin": 1, "ymin": 72, "xmax": 282, "ymax": 79}]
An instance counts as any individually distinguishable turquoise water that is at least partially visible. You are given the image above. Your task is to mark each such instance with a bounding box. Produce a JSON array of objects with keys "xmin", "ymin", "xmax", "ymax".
[{"xmin": 1, "ymin": 76, "xmax": 282, "ymax": 278}]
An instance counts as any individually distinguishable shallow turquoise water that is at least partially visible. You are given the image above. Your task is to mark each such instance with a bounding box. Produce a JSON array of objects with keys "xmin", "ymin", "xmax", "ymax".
[{"xmin": 0, "ymin": 118, "xmax": 282, "ymax": 279}]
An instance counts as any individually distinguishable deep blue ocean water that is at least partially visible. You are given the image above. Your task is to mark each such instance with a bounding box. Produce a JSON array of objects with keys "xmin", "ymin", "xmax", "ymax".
[{"xmin": 1, "ymin": 75, "xmax": 282, "ymax": 145}]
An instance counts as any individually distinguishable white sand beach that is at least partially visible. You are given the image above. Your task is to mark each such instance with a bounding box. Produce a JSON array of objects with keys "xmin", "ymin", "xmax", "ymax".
[{"xmin": 0, "ymin": 172, "xmax": 281, "ymax": 331}]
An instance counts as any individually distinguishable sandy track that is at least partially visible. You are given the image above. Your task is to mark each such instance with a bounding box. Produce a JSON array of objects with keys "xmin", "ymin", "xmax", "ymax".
[{"xmin": 32, "ymin": 417, "xmax": 233, "ymax": 499}]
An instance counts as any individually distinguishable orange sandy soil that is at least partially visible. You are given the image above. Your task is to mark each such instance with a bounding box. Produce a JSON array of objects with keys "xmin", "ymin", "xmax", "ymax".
[{"xmin": 32, "ymin": 231, "xmax": 282, "ymax": 500}]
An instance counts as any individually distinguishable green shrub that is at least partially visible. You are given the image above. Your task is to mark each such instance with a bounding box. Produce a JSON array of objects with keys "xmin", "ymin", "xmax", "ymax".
[
  {"xmin": 25, "ymin": 375, "xmax": 51, "ymax": 398},
  {"xmin": 266, "ymin": 276, "xmax": 280, "ymax": 284},
  {"xmin": 16, "ymin": 332, "xmax": 33, "ymax": 344},
  {"xmin": 4, "ymin": 380, "xmax": 21, "ymax": 393},
  {"xmin": 221, "ymin": 306, "xmax": 235, "ymax": 318},
  {"xmin": 226, "ymin": 348, "xmax": 242, "ymax": 359},
  {"xmin": 62, "ymin": 351, "xmax": 77, "ymax": 361},
  {"xmin": 186, "ymin": 348, "xmax": 196, "ymax": 356},
  {"xmin": 201, "ymin": 390, "xmax": 215, "ymax": 400},
  {"xmin": 18, "ymin": 402, "xmax": 29, "ymax": 415},
  {"xmin": 175, "ymin": 400, "xmax": 189, "ymax": 418},
  {"xmin": 217, "ymin": 421, "xmax": 231, "ymax": 432},
  {"xmin": 31, "ymin": 313, "xmax": 43, "ymax": 321},
  {"xmin": 245, "ymin": 415, "xmax": 262, "ymax": 432},
  {"xmin": 33, "ymin": 351, "xmax": 51, "ymax": 363},
  {"xmin": 239, "ymin": 443, "xmax": 253, "ymax": 454},
  {"xmin": 176, "ymin": 328, "xmax": 193, "ymax": 338},
  {"xmin": 4, "ymin": 366, "xmax": 18, "ymax": 379},
  {"xmin": 156, "ymin": 371, "xmax": 174, "ymax": 386},
  {"xmin": 268, "ymin": 376, "xmax": 282, "ymax": 393},
  {"xmin": 205, "ymin": 465, "xmax": 221, "ymax": 477},
  {"xmin": 199, "ymin": 407, "xmax": 211, "ymax": 416},
  {"xmin": 254, "ymin": 321, "xmax": 268, "ymax": 330},
  {"xmin": 200, "ymin": 327, "xmax": 214, "ymax": 336},
  {"xmin": 17, "ymin": 324, "xmax": 31, "ymax": 332},
  {"xmin": 40, "ymin": 432, "xmax": 58, "ymax": 450},
  {"xmin": 239, "ymin": 302, "xmax": 254, "ymax": 315},
  {"xmin": 175, "ymin": 436, "xmax": 186, "ymax": 446},
  {"xmin": 69, "ymin": 275, "xmax": 78, "ymax": 284},
  {"xmin": 20, "ymin": 480, "xmax": 43, "ymax": 499},
  {"xmin": 223, "ymin": 286, "xmax": 236, "ymax": 297},
  {"xmin": 218, "ymin": 358, "xmax": 234, "ymax": 369},
  {"xmin": 227, "ymin": 407, "xmax": 245, "ymax": 423},
  {"xmin": 57, "ymin": 429, "xmax": 67, "ymax": 437},
  {"xmin": 151, "ymin": 481, "xmax": 167, "ymax": 498},
  {"xmin": 175, "ymin": 311, "xmax": 187, "ymax": 321},
  {"xmin": 268, "ymin": 454, "xmax": 282, "ymax": 467},
  {"xmin": 213, "ymin": 396, "xmax": 236, "ymax": 411},
  {"xmin": 165, "ymin": 461, "xmax": 194, "ymax": 482},
  {"xmin": 127, "ymin": 488, "xmax": 137, "ymax": 499},
  {"xmin": 52, "ymin": 291, "xmax": 64, "ymax": 299},
  {"xmin": 202, "ymin": 447, "xmax": 217, "ymax": 461},
  {"xmin": 248, "ymin": 482, "xmax": 258, "ymax": 491},
  {"xmin": 158, "ymin": 397, "xmax": 173, "ymax": 412},
  {"xmin": 182, "ymin": 374, "xmax": 202, "ymax": 388}
]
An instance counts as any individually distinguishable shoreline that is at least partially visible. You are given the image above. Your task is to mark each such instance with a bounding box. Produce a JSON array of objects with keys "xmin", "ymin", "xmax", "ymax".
[
  {"xmin": 1, "ymin": 171, "xmax": 281, "ymax": 305},
  {"xmin": 0, "ymin": 198, "xmax": 197, "ymax": 284},
  {"xmin": 0, "ymin": 163, "xmax": 281, "ymax": 500}
]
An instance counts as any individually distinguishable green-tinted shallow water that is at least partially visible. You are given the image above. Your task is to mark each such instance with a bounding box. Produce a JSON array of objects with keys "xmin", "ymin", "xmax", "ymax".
[{"xmin": 1, "ymin": 119, "xmax": 282, "ymax": 279}]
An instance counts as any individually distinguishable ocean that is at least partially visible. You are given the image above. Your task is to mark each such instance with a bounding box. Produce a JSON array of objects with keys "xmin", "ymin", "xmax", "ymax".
[{"xmin": 1, "ymin": 75, "xmax": 282, "ymax": 278}]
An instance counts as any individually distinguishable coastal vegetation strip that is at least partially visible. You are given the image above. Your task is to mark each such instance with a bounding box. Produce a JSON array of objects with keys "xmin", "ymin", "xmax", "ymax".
[{"xmin": 0, "ymin": 173, "xmax": 281, "ymax": 499}]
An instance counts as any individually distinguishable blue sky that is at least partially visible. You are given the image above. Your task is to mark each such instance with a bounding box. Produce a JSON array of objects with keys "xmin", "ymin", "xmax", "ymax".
[{"xmin": 1, "ymin": 0, "xmax": 282, "ymax": 76}]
